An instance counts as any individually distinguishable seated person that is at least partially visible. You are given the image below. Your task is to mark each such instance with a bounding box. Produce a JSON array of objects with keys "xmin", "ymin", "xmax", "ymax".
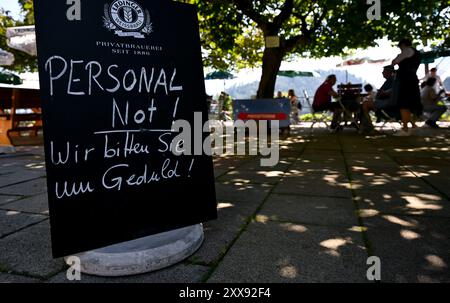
[
  {"xmin": 421, "ymin": 77, "xmax": 447, "ymax": 128},
  {"xmin": 421, "ymin": 68, "xmax": 444, "ymax": 94},
  {"xmin": 363, "ymin": 84, "xmax": 376, "ymax": 102},
  {"xmin": 360, "ymin": 65, "xmax": 396, "ymax": 133},
  {"xmin": 312, "ymin": 74, "xmax": 342, "ymax": 129}
]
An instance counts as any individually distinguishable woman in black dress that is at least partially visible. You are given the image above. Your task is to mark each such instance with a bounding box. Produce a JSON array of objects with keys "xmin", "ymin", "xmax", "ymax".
[{"xmin": 391, "ymin": 39, "xmax": 423, "ymax": 136}]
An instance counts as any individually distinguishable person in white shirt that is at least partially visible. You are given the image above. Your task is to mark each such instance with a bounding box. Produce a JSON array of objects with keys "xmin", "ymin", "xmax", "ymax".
[
  {"xmin": 422, "ymin": 68, "xmax": 444, "ymax": 93},
  {"xmin": 421, "ymin": 77, "xmax": 447, "ymax": 128}
]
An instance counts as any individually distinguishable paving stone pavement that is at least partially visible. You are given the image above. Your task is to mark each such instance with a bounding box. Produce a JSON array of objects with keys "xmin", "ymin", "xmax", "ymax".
[{"xmin": 0, "ymin": 125, "xmax": 449, "ymax": 283}]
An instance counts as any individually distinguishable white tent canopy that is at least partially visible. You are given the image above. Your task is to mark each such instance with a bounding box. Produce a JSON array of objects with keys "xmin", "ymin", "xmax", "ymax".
[
  {"xmin": 6, "ymin": 25, "xmax": 36, "ymax": 56},
  {"xmin": 0, "ymin": 48, "xmax": 14, "ymax": 66}
]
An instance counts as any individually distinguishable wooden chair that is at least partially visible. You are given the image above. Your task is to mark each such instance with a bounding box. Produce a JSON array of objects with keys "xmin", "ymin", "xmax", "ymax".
[
  {"xmin": 0, "ymin": 87, "xmax": 43, "ymax": 146},
  {"xmin": 303, "ymin": 89, "xmax": 331, "ymax": 130},
  {"xmin": 337, "ymin": 84, "xmax": 362, "ymax": 130},
  {"xmin": 0, "ymin": 87, "xmax": 14, "ymax": 145}
]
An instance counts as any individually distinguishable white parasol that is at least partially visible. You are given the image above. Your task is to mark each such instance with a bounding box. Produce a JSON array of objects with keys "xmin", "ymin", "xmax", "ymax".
[
  {"xmin": 6, "ymin": 25, "xmax": 37, "ymax": 56},
  {"xmin": 0, "ymin": 48, "xmax": 14, "ymax": 66}
]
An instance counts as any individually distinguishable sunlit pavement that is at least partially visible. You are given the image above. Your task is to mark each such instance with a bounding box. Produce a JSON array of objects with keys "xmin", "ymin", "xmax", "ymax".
[{"xmin": 0, "ymin": 123, "xmax": 449, "ymax": 282}]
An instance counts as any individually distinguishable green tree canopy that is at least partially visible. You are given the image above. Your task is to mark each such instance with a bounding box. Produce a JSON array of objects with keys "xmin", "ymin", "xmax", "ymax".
[{"xmin": 181, "ymin": 0, "xmax": 450, "ymax": 97}]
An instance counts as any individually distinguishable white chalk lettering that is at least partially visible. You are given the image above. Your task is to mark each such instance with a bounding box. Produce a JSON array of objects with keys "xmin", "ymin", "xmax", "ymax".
[
  {"xmin": 42, "ymin": 55, "xmax": 184, "ymax": 96},
  {"xmin": 84, "ymin": 147, "xmax": 95, "ymax": 162},
  {"xmin": 123, "ymin": 69, "xmax": 137, "ymax": 91},
  {"xmin": 106, "ymin": 65, "xmax": 120, "ymax": 93},
  {"xmin": 102, "ymin": 164, "xmax": 128, "ymax": 191},
  {"xmin": 148, "ymin": 98, "xmax": 157, "ymax": 123},
  {"xmin": 158, "ymin": 132, "xmax": 172, "ymax": 153},
  {"xmin": 55, "ymin": 180, "xmax": 94, "ymax": 199},
  {"xmin": 154, "ymin": 69, "xmax": 168, "ymax": 95},
  {"xmin": 67, "ymin": 60, "xmax": 85, "ymax": 96},
  {"xmin": 139, "ymin": 67, "xmax": 154, "ymax": 93},
  {"xmin": 102, "ymin": 162, "xmax": 180, "ymax": 191},
  {"xmin": 50, "ymin": 141, "xmax": 70, "ymax": 165},
  {"xmin": 169, "ymin": 68, "xmax": 183, "ymax": 91},
  {"xmin": 111, "ymin": 98, "xmax": 162, "ymax": 129},
  {"xmin": 104, "ymin": 134, "xmax": 121, "ymax": 158},
  {"xmin": 86, "ymin": 61, "xmax": 104, "ymax": 95},
  {"xmin": 103, "ymin": 132, "xmax": 150, "ymax": 159},
  {"xmin": 161, "ymin": 158, "xmax": 180, "ymax": 179},
  {"xmin": 112, "ymin": 98, "xmax": 129, "ymax": 128},
  {"xmin": 172, "ymin": 97, "xmax": 179, "ymax": 118},
  {"xmin": 45, "ymin": 56, "xmax": 68, "ymax": 96},
  {"xmin": 123, "ymin": 132, "xmax": 150, "ymax": 158}
]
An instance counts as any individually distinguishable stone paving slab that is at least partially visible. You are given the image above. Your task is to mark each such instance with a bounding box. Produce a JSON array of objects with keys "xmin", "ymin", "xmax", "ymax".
[
  {"xmin": 302, "ymin": 144, "xmax": 341, "ymax": 151},
  {"xmin": 346, "ymin": 158, "xmax": 400, "ymax": 169},
  {"xmin": 292, "ymin": 158, "xmax": 347, "ymax": 168},
  {"xmin": 0, "ymin": 272, "xmax": 41, "ymax": 283},
  {"xmin": 190, "ymin": 198, "xmax": 262, "ymax": 265},
  {"xmin": 349, "ymin": 171, "xmax": 418, "ymax": 183},
  {"xmin": 355, "ymin": 189, "xmax": 450, "ymax": 218},
  {"xmin": 273, "ymin": 175, "xmax": 352, "ymax": 199},
  {"xmin": 302, "ymin": 149, "xmax": 344, "ymax": 155},
  {"xmin": 405, "ymin": 165, "xmax": 444, "ymax": 177},
  {"xmin": 386, "ymin": 149, "xmax": 450, "ymax": 158},
  {"xmin": 213, "ymin": 168, "xmax": 229, "ymax": 178},
  {"xmin": 0, "ymin": 210, "xmax": 47, "ymax": 238},
  {"xmin": 392, "ymin": 156, "xmax": 450, "ymax": 167},
  {"xmin": 0, "ymin": 193, "xmax": 49, "ymax": 215},
  {"xmin": 0, "ymin": 195, "xmax": 23, "ymax": 206},
  {"xmin": 295, "ymin": 155, "xmax": 346, "ymax": 165},
  {"xmin": 342, "ymin": 153, "xmax": 392, "ymax": 162},
  {"xmin": 0, "ymin": 155, "xmax": 45, "ymax": 173},
  {"xmin": 297, "ymin": 153, "xmax": 345, "ymax": 161},
  {"xmin": 278, "ymin": 150, "xmax": 305, "ymax": 158},
  {"xmin": 208, "ymin": 221, "xmax": 368, "ymax": 283},
  {"xmin": 0, "ymin": 178, "xmax": 47, "ymax": 196},
  {"xmin": 47, "ymin": 263, "xmax": 210, "ymax": 283},
  {"xmin": 363, "ymin": 215, "xmax": 450, "ymax": 282},
  {"xmin": 0, "ymin": 170, "xmax": 46, "ymax": 188},
  {"xmin": 212, "ymin": 156, "xmax": 252, "ymax": 171},
  {"xmin": 342, "ymin": 145, "xmax": 384, "ymax": 153},
  {"xmin": 294, "ymin": 164, "xmax": 348, "ymax": 175},
  {"xmin": 350, "ymin": 175, "xmax": 435, "ymax": 193},
  {"xmin": 236, "ymin": 157, "xmax": 295, "ymax": 171},
  {"xmin": 2, "ymin": 129, "xmax": 450, "ymax": 283},
  {"xmin": 215, "ymin": 182, "xmax": 272, "ymax": 204},
  {"xmin": 348, "ymin": 166, "xmax": 412, "ymax": 175},
  {"xmin": 259, "ymin": 194, "xmax": 358, "ymax": 227},
  {"xmin": 217, "ymin": 169, "xmax": 284, "ymax": 185},
  {"xmin": 418, "ymin": 175, "xmax": 450, "ymax": 199},
  {"xmin": 0, "ymin": 220, "xmax": 66, "ymax": 278}
]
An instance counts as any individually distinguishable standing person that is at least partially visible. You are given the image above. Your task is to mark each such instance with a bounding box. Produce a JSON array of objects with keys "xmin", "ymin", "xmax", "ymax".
[
  {"xmin": 421, "ymin": 77, "xmax": 447, "ymax": 128},
  {"xmin": 391, "ymin": 39, "xmax": 422, "ymax": 136},
  {"xmin": 312, "ymin": 74, "xmax": 341, "ymax": 130},
  {"xmin": 276, "ymin": 91, "xmax": 284, "ymax": 99},
  {"xmin": 288, "ymin": 89, "xmax": 300, "ymax": 124}
]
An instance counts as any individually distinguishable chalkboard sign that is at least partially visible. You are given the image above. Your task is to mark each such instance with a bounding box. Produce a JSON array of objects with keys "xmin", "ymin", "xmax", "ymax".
[{"xmin": 34, "ymin": 0, "xmax": 217, "ymax": 258}]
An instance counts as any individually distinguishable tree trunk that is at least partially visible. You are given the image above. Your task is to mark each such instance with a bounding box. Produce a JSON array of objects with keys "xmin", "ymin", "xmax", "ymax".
[{"xmin": 257, "ymin": 47, "xmax": 284, "ymax": 98}]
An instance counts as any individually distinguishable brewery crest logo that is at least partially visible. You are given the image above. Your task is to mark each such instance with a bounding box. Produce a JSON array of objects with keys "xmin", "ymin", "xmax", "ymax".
[{"xmin": 103, "ymin": 0, "xmax": 153, "ymax": 38}]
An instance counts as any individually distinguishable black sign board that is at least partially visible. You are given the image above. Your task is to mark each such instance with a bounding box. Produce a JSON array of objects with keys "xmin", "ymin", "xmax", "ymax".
[{"xmin": 34, "ymin": 0, "xmax": 217, "ymax": 258}]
